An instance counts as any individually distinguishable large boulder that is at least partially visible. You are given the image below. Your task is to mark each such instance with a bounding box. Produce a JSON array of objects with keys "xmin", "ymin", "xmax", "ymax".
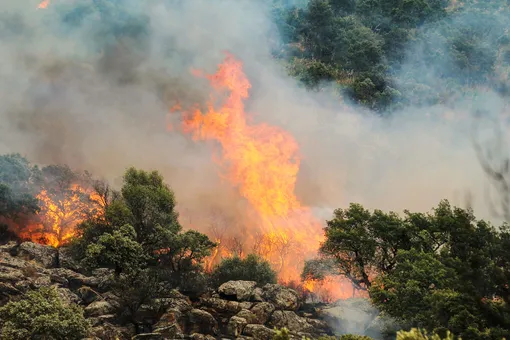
[
  {"xmin": 48, "ymin": 268, "xmax": 99, "ymax": 289},
  {"xmin": 200, "ymin": 297, "xmax": 242, "ymax": 315},
  {"xmin": 186, "ymin": 309, "xmax": 218, "ymax": 335},
  {"xmin": 243, "ymin": 324, "xmax": 275, "ymax": 340},
  {"xmin": 269, "ymin": 310, "xmax": 313, "ymax": 333},
  {"xmin": 236, "ymin": 309, "xmax": 258, "ymax": 324},
  {"xmin": 262, "ymin": 284, "xmax": 300, "ymax": 310},
  {"xmin": 17, "ymin": 242, "xmax": 57, "ymax": 268},
  {"xmin": 227, "ymin": 316, "xmax": 247, "ymax": 337},
  {"xmin": 250, "ymin": 302, "xmax": 275, "ymax": 324},
  {"xmin": 218, "ymin": 280, "xmax": 257, "ymax": 301},
  {"xmin": 85, "ymin": 300, "xmax": 116, "ymax": 317}
]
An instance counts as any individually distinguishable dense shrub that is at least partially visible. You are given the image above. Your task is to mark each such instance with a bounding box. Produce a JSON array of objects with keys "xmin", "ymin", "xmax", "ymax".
[
  {"xmin": 0, "ymin": 287, "xmax": 89, "ymax": 340},
  {"xmin": 211, "ymin": 254, "xmax": 277, "ymax": 287}
]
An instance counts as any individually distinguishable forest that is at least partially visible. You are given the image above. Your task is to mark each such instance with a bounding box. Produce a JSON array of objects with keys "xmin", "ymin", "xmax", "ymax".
[{"xmin": 0, "ymin": 0, "xmax": 510, "ymax": 339}]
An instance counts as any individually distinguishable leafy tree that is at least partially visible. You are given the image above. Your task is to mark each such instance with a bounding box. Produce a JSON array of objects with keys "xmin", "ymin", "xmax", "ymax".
[
  {"xmin": 71, "ymin": 167, "xmax": 215, "ymax": 291},
  {"xmin": 83, "ymin": 224, "xmax": 145, "ymax": 276},
  {"xmin": 308, "ymin": 200, "xmax": 510, "ymax": 339},
  {"xmin": 0, "ymin": 287, "xmax": 89, "ymax": 340},
  {"xmin": 211, "ymin": 254, "xmax": 277, "ymax": 287},
  {"xmin": 397, "ymin": 328, "xmax": 458, "ymax": 340}
]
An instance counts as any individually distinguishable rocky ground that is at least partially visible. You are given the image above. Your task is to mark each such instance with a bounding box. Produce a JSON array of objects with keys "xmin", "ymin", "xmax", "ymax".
[{"xmin": 0, "ymin": 241, "xmax": 383, "ymax": 340}]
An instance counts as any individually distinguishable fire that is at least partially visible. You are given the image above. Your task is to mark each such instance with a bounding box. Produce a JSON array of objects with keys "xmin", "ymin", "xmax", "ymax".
[
  {"xmin": 177, "ymin": 53, "xmax": 350, "ymax": 299},
  {"xmin": 37, "ymin": 0, "xmax": 49, "ymax": 9},
  {"xmin": 19, "ymin": 184, "xmax": 102, "ymax": 247}
]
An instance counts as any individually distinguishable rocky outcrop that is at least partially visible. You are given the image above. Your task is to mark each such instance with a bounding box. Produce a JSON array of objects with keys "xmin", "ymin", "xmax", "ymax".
[{"xmin": 0, "ymin": 242, "xmax": 354, "ymax": 340}]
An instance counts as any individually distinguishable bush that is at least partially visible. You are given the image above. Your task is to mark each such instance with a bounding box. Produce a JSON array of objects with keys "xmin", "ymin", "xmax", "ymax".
[
  {"xmin": 211, "ymin": 254, "xmax": 277, "ymax": 287},
  {"xmin": 0, "ymin": 287, "xmax": 89, "ymax": 340},
  {"xmin": 273, "ymin": 328, "xmax": 374, "ymax": 340},
  {"xmin": 396, "ymin": 328, "xmax": 457, "ymax": 340}
]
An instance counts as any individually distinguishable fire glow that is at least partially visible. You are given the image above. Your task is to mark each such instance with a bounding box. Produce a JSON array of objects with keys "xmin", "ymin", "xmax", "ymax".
[
  {"xmin": 18, "ymin": 184, "xmax": 102, "ymax": 248},
  {"xmin": 176, "ymin": 53, "xmax": 353, "ymax": 300}
]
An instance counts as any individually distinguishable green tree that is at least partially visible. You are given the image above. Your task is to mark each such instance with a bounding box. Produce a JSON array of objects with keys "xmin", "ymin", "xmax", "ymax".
[
  {"xmin": 71, "ymin": 167, "xmax": 215, "ymax": 289},
  {"xmin": 82, "ymin": 224, "xmax": 144, "ymax": 276},
  {"xmin": 309, "ymin": 200, "xmax": 510, "ymax": 339},
  {"xmin": 211, "ymin": 254, "xmax": 277, "ymax": 287},
  {"xmin": 0, "ymin": 287, "xmax": 89, "ymax": 340}
]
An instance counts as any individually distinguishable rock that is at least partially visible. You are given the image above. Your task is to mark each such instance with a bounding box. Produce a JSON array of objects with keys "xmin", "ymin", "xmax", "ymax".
[
  {"xmin": 33, "ymin": 275, "xmax": 52, "ymax": 288},
  {"xmin": 200, "ymin": 297, "xmax": 242, "ymax": 315},
  {"xmin": 132, "ymin": 334, "xmax": 164, "ymax": 339},
  {"xmin": 242, "ymin": 324, "xmax": 275, "ymax": 340},
  {"xmin": 306, "ymin": 318, "xmax": 329, "ymax": 333},
  {"xmin": 85, "ymin": 300, "xmax": 115, "ymax": 317},
  {"xmin": 17, "ymin": 242, "xmax": 57, "ymax": 268},
  {"xmin": 0, "ymin": 241, "xmax": 17, "ymax": 253},
  {"xmin": 153, "ymin": 323, "xmax": 182, "ymax": 339},
  {"xmin": 90, "ymin": 322, "xmax": 134, "ymax": 339},
  {"xmin": 227, "ymin": 316, "xmax": 247, "ymax": 337},
  {"xmin": 49, "ymin": 268, "xmax": 98, "ymax": 289},
  {"xmin": 250, "ymin": 302, "xmax": 275, "ymax": 324},
  {"xmin": 0, "ymin": 251, "xmax": 27, "ymax": 269},
  {"xmin": 0, "ymin": 267, "xmax": 24, "ymax": 283},
  {"xmin": 236, "ymin": 309, "xmax": 258, "ymax": 324},
  {"xmin": 57, "ymin": 246, "xmax": 82, "ymax": 271},
  {"xmin": 57, "ymin": 287, "xmax": 82, "ymax": 305},
  {"xmin": 262, "ymin": 284, "xmax": 300, "ymax": 310},
  {"xmin": 0, "ymin": 282, "xmax": 21, "ymax": 296},
  {"xmin": 187, "ymin": 309, "xmax": 218, "ymax": 335},
  {"xmin": 77, "ymin": 286, "xmax": 102, "ymax": 304},
  {"xmin": 269, "ymin": 310, "xmax": 313, "ymax": 333},
  {"xmin": 190, "ymin": 334, "xmax": 214, "ymax": 340},
  {"xmin": 240, "ymin": 301, "xmax": 253, "ymax": 309},
  {"xmin": 50, "ymin": 273, "xmax": 69, "ymax": 285},
  {"xmin": 219, "ymin": 281, "xmax": 257, "ymax": 301},
  {"xmin": 251, "ymin": 287, "xmax": 264, "ymax": 302}
]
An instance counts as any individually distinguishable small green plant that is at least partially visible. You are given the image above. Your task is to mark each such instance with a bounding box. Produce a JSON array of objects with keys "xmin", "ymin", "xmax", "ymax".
[
  {"xmin": 0, "ymin": 287, "xmax": 89, "ymax": 340},
  {"xmin": 397, "ymin": 328, "xmax": 459, "ymax": 340}
]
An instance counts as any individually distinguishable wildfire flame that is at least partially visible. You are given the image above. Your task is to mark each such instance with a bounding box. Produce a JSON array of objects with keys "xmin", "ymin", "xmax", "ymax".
[
  {"xmin": 177, "ymin": 53, "xmax": 354, "ymax": 299},
  {"xmin": 37, "ymin": 0, "xmax": 49, "ymax": 9},
  {"xmin": 18, "ymin": 184, "xmax": 102, "ymax": 248}
]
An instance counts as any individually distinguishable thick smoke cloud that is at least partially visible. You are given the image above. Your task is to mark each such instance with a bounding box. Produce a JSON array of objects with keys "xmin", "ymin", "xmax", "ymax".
[{"xmin": 0, "ymin": 0, "xmax": 506, "ymax": 232}]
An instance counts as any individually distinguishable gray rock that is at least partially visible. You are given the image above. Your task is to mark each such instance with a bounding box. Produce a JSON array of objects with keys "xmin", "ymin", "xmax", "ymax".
[
  {"xmin": 262, "ymin": 284, "xmax": 300, "ymax": 310},
  {"xmin": 57, "ymin": 287, "xmax": 82, "ymax": 305},
  {"xmin": 85, "ymin": 300, "xmax": 115, "ymax": 317},
  {"xmin": 57, "ymin": 246, "xmax": 82, "ymax": 271},
  {"xmin": 242, "ymin": 324, "xmax": 275, "ymax": 340},
  {"xmin": 219, "ymin": 281, "xmax": 257, "ymax": 301},
  {"xmin": 187, "ymin": 309, "xmax": 218, "ymax": 335},
  {"xmin": 236, "ymin": 309, "xmax": 258, "ymax": 324},
  {"xmin": 251, "ymin": 287, "xmax": 264, "ymax": 302},
  {"xmin": 227, "ymin": 316, "xmax": 247, "ymax": 337},
  {"xmin": 200, "ymin": 297, "xmax": 242, "ymax": 314},
  {"xmin": 49, "ymin": 268, "xmax": 98, "ymax": 289},
  {"xmin": 90, "ymin": 322, "xmax": 134, "ymax": 339},
  {"xmin": 17, "ymin": 242, "xmax": 57, "ymax": 268},
  {"xmin": 33, "ymin": 275, "xmax": 52, "ymax": 288},
  {"xmin": 269, "ymin": 310, "xmax": 313, "ymax": 333},
  {"xmin": 250, "ymin": 302, "xmax": 275, "ymax": 324}
]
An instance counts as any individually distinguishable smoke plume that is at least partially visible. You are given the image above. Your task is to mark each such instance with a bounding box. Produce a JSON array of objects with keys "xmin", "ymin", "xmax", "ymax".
[{"xmin": 0, "ymin": 0, "xmax": 507, "ymax": 247}]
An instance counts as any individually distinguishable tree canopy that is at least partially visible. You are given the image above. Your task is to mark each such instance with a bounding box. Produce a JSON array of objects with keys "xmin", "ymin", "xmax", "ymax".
[{"xmin": 304, "ymin": 200, "xmax": 510, "ymax": 339}]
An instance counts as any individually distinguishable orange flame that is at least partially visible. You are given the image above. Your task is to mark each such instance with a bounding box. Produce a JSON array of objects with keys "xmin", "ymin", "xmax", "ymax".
[
  {"xmin": 177, "ymin": 53, "xmax": 351, "ymax": 299},
  {"xmin": 18, "ymin": 184, "xmax": 102, "ymax": 247},
  {"xmin": 37, "ymin": 0, "xmax": 49, "ymax": 9}
]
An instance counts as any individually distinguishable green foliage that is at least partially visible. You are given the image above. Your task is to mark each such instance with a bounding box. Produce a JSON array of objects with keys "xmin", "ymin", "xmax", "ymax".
[
  {"xmin": 0, "ymin": 287, "xmax": 89, "ymax": 340},
  {"xmin": 312, "ymin": 200, "xmax": 510, "ymax": 339},
  {"xmin": 273, "ymin": 0, "xmax": 510, "ymax": 111},
  {"xmin": 396, "ymin": 328, "xmax": 458, "ymax": 340},
  {"xmin": 71, "ymin": 167, "xmax": 215, "ymax": 302},
  {"xmin": 272, "ymin": 328, "xmax": 374, "ymax": 340},
  {"xmin": 83, "ymin": 224, "xmax": 145, "ymax": 276},
  {"xmin": 211, "ymin": 254, "xmax": 277, "ymax": 287}
]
